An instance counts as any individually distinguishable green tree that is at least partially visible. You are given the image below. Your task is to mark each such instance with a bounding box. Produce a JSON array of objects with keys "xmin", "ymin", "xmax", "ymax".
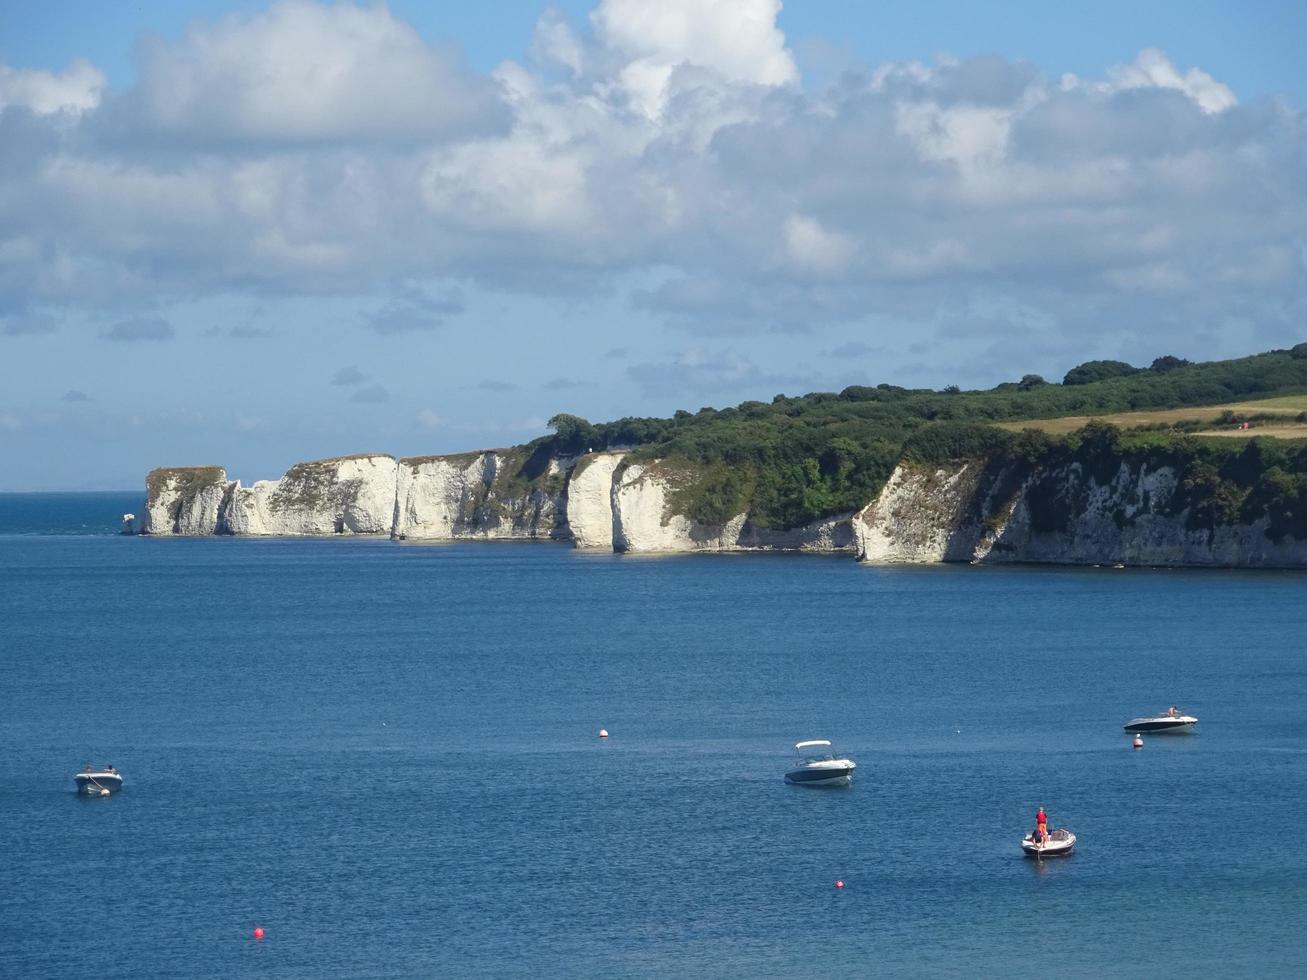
[
  {"xmin": 546, "ymin": 413, "xmax": 597, "ymax": 453},
  {"xmin": 1062, "ymin": 359, "xmax": 1138, "ymax": 385}
]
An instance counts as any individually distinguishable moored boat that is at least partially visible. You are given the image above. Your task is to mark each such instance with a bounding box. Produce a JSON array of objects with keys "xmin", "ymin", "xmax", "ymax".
[
  {"xmin": 1022, "ymin": 827, "xmax": 1075, "ymax": 858},
  {"xmin": 74, "ymin": 767, "xmax": 123, "ymax": 796},
  {"xmin": 1123, "ymin": 708, "xmax": 1196, "ymax": 734},
  {"xmin": 784, "ymin": 740, "xmax": 856, "ymax": 787}
]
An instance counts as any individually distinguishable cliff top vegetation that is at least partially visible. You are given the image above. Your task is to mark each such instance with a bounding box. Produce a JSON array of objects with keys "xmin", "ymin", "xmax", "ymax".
[{"xmin": 536, "ymin": 345, "xmax": 1307, "ymax": 530}]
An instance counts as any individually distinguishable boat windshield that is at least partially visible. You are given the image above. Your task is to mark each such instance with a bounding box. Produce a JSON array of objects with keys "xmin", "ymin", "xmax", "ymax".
[{"xmin": 794, "ymin": 741, "xmax": 838, "ymax": 762}]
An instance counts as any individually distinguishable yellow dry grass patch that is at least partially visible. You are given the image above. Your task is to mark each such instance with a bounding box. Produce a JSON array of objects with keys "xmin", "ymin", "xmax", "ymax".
[
  {"xmin": 996, "ymin": 395, "xmax": 1307, "ymax": 437},
  {"xmin": 1195, "ymin": 425, "xmax": 1307, "ymax": 441}
]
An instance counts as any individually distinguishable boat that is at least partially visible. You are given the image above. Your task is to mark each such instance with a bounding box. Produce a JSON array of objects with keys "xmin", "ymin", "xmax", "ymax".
[
  {"xmin": 1022, "ymin": 827, "xmax": 1076, "ymax": 858},
  {"xmin": 74, "ymin": 766, "xmax": 123, "ymax": 796},
  {"xmin": 784, "ymin": 740, "xmax": 856, "ymax": 787},
  {"xmin": 1123, "ymin": 709, "xmax": 1197, "ymax": 734}
]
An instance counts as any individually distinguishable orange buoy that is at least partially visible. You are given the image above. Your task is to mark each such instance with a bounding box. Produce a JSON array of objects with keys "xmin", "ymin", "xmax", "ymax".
[{"xmin": 253, "ymin": 927, "xmax": 265, "ymax": 941}]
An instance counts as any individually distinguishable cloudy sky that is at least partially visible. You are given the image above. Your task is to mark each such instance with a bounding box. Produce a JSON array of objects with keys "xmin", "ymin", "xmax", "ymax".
[{"xmin": 2, "ymin": 0, "xmax": 1305, "ymax": 489}]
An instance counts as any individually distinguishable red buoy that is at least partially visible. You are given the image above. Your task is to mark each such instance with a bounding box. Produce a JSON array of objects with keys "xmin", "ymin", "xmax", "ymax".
[
  {"xmin": 835, "ymin": 880, "xmax": 845, "ymax": 889},
  {"xmin": 253, "ymin": 927, "xmax": 265, "ymax": 941}
]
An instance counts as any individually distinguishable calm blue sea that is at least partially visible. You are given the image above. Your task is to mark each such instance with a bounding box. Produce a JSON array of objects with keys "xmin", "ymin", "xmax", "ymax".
[{"xmin": 2, "ymin": 494, "xmax": 1306, "ymax": 978}]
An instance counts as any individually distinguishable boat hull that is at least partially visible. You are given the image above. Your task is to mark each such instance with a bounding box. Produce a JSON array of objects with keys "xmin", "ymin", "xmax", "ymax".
[
  {"xmin": 1022, "ymin": 831, "xmax": 1075, "ymax": 858},
  {"xmin": 785, "ymin": 766, "xmax": 854, "ymax": 787},
  {"xmin": 1123, "ymin": 718, "xmax": 1196, "ymax": 734},
  {"xmin": 74, "ymin": 773, "xmax": 123, "ymax": 795}
]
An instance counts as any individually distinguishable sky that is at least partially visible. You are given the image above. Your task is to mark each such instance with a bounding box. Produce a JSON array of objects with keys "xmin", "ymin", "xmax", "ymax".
[{"xmin": 1, "ymin": 1, "xmax": 1305, "ymax": 490}]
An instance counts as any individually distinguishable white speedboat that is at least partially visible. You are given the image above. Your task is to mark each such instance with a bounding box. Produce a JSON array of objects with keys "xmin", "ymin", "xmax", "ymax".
[
  {"xmin": 1022, "ymin": 828, "xmax": 1075, "ymax": 858},
  {"xmin": 784, "ymin": 740, "xmax": 856, "ymax": 787},
  {"xmin": 74, "ymin": 767, "xmax": 123, "ymax": 796},
  {"xmin": 1123, "ymin": 710, "xmax": 1196, "ymax": 734}
]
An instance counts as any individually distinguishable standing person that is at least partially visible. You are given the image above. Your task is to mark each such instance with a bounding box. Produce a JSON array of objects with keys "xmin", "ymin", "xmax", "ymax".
[{"xmin": 1036, "ymin": 806, "xmax": 1048, "ymax": 842}]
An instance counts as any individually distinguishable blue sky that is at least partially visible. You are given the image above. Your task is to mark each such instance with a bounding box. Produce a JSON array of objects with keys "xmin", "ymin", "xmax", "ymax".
[{"xmin": 1, "ymin": 1, "xmax": 1304, "ymax": 489}]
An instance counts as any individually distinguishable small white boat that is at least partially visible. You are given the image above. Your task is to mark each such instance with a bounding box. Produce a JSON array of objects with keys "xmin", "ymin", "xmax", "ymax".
[
  {"xmin": 74, "ymin": 767, "xmax": 123, "ymax": 796},
  {"xmin": 784, "ymin": 740, "xmax": 856, "ymax": 787},
  {"xmin": 1022, "ymin": 828, "xmax": 1076, "ymax": 858},
  {"xmin": 1123, "ymin": 709, "xmax": 1196, "ymax": 734}
]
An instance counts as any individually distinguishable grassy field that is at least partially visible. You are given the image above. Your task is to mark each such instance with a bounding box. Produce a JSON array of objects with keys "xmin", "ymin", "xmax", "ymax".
[{"xmin": 995, "ymin": 395, "xmax": 1307, "ymax": 437}]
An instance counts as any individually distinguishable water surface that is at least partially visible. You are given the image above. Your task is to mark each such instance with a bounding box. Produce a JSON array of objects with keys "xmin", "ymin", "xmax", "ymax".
[{"xmin": 2, "ymin": 499, "xmax": 1305, "ymax": 977}]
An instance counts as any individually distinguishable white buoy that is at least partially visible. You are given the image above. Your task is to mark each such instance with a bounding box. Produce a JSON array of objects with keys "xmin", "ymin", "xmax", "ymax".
[
  {"xmin": 99, "ymin": 788, "xmax": 111, "ymax": 796},
  {"xmin": 1133, "ymin": 734, "xmax": 1143, "ymax": 750},
  {"xmin": 598, "ymin": 729, "xmax": 609, "ymax": 738}
]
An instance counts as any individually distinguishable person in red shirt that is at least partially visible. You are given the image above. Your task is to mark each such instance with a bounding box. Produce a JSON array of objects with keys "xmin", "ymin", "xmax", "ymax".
[{"xmin": 1035, "ymin": 806, "xmax": 1048, "ymax": 842}]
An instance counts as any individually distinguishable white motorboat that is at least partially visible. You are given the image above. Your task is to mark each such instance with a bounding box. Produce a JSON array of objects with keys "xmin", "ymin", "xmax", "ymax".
[
  {"xmin": 74, "ymin": 767, "xmax": 123, "ymax": 796},
  {"xmin": 784, "ymin": 740, "xmax": 856, "ymax": 787},
  {"xmin": 1022, "ymin": 827, "xmax": 1076, "ymax": 858},
  {"xmin": 1123, "ymin": 709, "xmax": 1196, "ymax": 734}
]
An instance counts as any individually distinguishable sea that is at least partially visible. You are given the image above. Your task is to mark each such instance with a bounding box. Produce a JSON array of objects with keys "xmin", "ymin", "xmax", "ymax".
[{"xmin": 2, "ymin": 492, "xmax": 1305, "ymax": 978}]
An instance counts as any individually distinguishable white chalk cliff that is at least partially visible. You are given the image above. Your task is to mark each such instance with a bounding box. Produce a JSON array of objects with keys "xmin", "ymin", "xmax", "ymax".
[
  {"xmin": 393, "ymin": 451, "xmax": 566, "ymax": 540},
  {"xmin": 143, "ymin": 450, "xmax": 1307, "ymax": 566},
  {"xmin": 143, "ymin": 466, "xmax": 230, "ymax": 535},
  {"xmin": 566, "ymin": 452, "xmax": 625, "ymax": 550},
  {"xmin": 853, "ymin": 458, "xmax": 1307, "ymax": 567}
]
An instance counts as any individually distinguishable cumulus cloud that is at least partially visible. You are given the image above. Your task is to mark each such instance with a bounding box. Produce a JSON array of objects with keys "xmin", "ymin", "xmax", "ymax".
[
  {"xmin": 99, "ymin": 317, "xmax": 174, "ymax": 342},
  {"xmin": 532, "ymin": 8, "xmax": 584, "ymax": 77},
  {"xmin": 131, "ymin": 0, "xmax": 503, "ymax": 143},
  {"xmin": 784, "ymin": 214, "xmax": 856, "ymax": 276},
  {"xmin": 0, "ymin": 0, "xmax": 1301, "ymax": 362},
  {"xmin": 1099, "ymin": 48, "xmax": 1237, "ymax": 114},
  {"xmin": 593, "ymin": 0, "xmax": 796, "ymax": 116},
  {"xmin": 0, "ymin": 60, "xmax": 105, "ymax": 115}
]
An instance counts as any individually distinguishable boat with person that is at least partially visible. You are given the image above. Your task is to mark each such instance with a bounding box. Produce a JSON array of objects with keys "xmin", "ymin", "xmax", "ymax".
[
  {"xmin": 74, "ymin": 766, "xmax": 123, "ymax": 796},
  {"xmin": 784, "ymin": 740, "xmax": 856, "ymax": 787},
  {"xmin": 1123, "ymin": 706, "xmax": 1197, "ymax": 734},
  {"xmin": 1022, "ymin": 827, "xmax": 1076, "ymax": 858}
]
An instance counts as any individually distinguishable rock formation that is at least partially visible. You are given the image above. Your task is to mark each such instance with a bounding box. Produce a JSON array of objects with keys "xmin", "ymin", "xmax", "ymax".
[{"xmin": 142, "ymin": 449, "xmax": 1307, "ymax": 566}]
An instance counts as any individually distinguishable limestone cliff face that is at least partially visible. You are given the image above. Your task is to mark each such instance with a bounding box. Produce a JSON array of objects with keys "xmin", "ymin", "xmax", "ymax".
[
  {"xmin": 855, "ymin": 458, "xmax": 1307, "ymax": 568},
  {"xmin": 224, "ymin": 455, "xmax": 398, "ymax": 535},
  {"xmin": 566, "ymin": 452, "xmax": 625, "ymax": 550},
  {"xmin": 853, "ymin": 461, "xmax": 994, "ymax": 563},
  {"xmin": 392, "ymin": 451, "xmax": 567, "ymax": 540},
  {"xmin": 143, "ymin": 466, "xmax": 232, "ymax": 535},
  {"xmin": 143, "ymin": 448, "xmax": 1307, "ymax": 565},
  {"xmin": 611, "ymin": 461, "xmax": 855, "ymax": 553}
]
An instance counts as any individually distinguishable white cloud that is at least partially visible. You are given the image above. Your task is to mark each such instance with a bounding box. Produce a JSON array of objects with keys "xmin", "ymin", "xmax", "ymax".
[
  {"xmin": 532, "ymin": 8, "xmax": 585, "ymax": 77},
  {"xmin": 783, "ymin": 215, "xmax": 856, "ymax": 275},
  {"xmin": 894, "ymin": 101, "xmax": 1013, "ymax": 170},
  {"xmin": 0, "ymin": 59, "xmax": 104, "ymax": 115},
  {"xmin": 133, "ymin": 0, "xmax": 500, "ymax": 141},
  {"xmin": 0, "ymin": 0, "xmax": 1300, "ymax": 362},
  {"xmin": 592, "ymin": 0, "xmax": 797, "ymax": 117},
  {"xmin": 1074, "ymin": 48, "xmax": 1236, "ymax": 114}
]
